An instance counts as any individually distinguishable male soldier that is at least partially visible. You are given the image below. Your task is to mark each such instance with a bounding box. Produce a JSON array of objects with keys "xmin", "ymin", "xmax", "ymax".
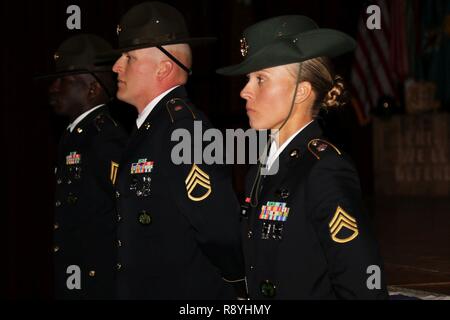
[
  {"xmin": 105, "ymin": 2, "xmax": 246, "ymax": 299},
  {"xmin": 39, "ymin": 34, "xmax": 128, "ymax": 299}
]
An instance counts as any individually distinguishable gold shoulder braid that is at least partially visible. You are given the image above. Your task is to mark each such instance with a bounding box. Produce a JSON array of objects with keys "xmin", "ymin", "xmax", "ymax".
[{"xmin": 307, "ymin": 139, "xmax": 341, "ymax": 160}]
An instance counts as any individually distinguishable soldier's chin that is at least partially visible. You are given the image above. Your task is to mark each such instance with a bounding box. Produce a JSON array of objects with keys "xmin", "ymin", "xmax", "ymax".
[
  {"xmin": 116, "ymin": 90, "xmax": 129, "ymax": 103},
  {"xmin": 248, "ymin": 118, "xmax": 265, "ymax": 130}
]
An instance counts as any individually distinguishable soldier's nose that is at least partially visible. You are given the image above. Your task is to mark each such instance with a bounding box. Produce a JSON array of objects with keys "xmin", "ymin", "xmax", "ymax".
[
  {"xmin": 240, "ymin": 86, "xmax": 252, "ymax": 101},
  {"xmin": 112, "ymin": 59, "xmax": 123, "ymax": 74}
]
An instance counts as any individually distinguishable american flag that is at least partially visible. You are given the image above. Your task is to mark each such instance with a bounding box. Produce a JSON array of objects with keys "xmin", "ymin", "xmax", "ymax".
[{"xmin": 350, "ymin": 0, "xmax": 409, "ymax": 125}]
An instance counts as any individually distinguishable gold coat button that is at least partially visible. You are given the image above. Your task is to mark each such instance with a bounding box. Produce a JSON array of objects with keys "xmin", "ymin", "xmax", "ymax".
[
  {"xmin": 138, "ymin": 211, "xmax": 152, "ymax": 225},
  {"xmin": 53, "ymin": 245, "xmax": 60, "ymax": 253},
  {"xmin": 260, "ymin": 280, "xmax": 276, "ymax": 298},
  {"xmin": 89, "ymin": 270, "xmax": 96, "ymax": 277},
  {"xmin": 66, "ymin": 194, "xmax": 78, "ymax": 204},
  {"xmin": 54, "ymin": 223, "xmax": 59, "ymax": 230}
]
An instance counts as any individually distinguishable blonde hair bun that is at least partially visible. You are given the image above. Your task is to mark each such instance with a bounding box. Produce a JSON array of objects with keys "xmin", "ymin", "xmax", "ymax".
[{"xmin": 322, "ymin": 75, "xmax": 347, "ymax": 108}]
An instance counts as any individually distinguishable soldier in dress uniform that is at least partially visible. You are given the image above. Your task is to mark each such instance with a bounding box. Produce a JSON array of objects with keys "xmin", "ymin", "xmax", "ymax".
[
  {"xmin": 101, "ymin": 2, "xmax": 246, "ymax": 299},
  {"xmin": 217, "ymin": 15, "xmax": 389, "ymax": 299},
  {"xmin": 38, "ymin": 34, "xmax": 128, "ymax": 299}
]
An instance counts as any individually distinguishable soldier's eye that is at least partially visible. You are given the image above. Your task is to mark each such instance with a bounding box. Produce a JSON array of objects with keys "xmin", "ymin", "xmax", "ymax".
[
  {"xmin": 256, "ymin": 76, "xmax": 265, "ymax": 84},
  {"xmin": 124, "ymin": 54, "xmax": 132, "ymax": 62}
]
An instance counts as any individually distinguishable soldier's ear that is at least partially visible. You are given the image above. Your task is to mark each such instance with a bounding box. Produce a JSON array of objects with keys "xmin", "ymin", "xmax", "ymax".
[
  {"xmin": 87, "ymin": 81, "xmax": 102, "ymax": 98},
  {"xmin": 294, "ymin": 81, "xmax": 312, "ymax": 104},
  {"xmin": 156, "ymin": 60, "xmax": 174, "ymax": 80}
]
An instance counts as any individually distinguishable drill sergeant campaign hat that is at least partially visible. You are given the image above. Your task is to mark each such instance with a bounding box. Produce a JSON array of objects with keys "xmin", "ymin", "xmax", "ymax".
[
  {"xmin": 216, "ymin": 15, "xmax": 356, "ymax": 75},
  {"xmin": 35, "ymin": 33, "xmax": 115, "ymax": 98},
  {"xmin": 97, "ymin": 1, "xmax": 216, "ymax": 75}
]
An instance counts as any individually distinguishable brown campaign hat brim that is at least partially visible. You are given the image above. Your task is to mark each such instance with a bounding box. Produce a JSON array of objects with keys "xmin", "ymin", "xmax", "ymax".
[
  {"xmin": 217, "ymin": 29, "xmax": 356, "ymax": 76},
  {"xmin": 216, "ymin": 39, "xmax": 302, "ymax": 76},
  {"xmin": 34, "ymin": 34, "xmax": 115, "ymax": 80},
  {"xmin": 96, "ymin": 36, "xmax": 216, "ymax": 65},
  {"xmin": 34, "ymin": 67, "xmax": 113, "ymax": 81}
]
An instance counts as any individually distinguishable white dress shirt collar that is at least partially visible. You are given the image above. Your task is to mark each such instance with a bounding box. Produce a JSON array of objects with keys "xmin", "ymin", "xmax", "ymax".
[
  {"xmin": 136, "ymin": 85, "xmax": 180, "ymax": 129},
  {"xmin": 266, "ymin": 120, "xmax": 314, "ymax": 170}
]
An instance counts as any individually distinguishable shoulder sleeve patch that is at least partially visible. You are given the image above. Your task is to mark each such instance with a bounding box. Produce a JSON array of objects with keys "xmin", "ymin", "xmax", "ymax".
[
  {"xmin": 165, "ymin": 98, "xmax": 197, "ymax": 123},
  {"xmin": 307, "ymin": 138, "xmax": 342, "ymax": 160}
]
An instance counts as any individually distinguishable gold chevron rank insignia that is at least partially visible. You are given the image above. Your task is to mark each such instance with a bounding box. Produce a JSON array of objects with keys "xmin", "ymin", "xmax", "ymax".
[
  {"xmin": 329, "ymin": 206, "xmax": 359, "ymax": 244},
  {"xmin": 110, "ymin": 161, "xmax": 119, "ymax": 185},
  {"xmin": 185, "ymin": 164, "xmax": 212, "ymax": 201}
]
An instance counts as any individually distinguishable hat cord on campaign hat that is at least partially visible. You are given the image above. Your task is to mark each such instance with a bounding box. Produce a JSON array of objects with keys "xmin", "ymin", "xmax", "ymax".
[
  {"xmin": 274, "ymin": 62, "xmax": 303, "ymax": 135},
  {"xmin": 157, "ymin": 45, "xmax": 192, "ymax": 75}
]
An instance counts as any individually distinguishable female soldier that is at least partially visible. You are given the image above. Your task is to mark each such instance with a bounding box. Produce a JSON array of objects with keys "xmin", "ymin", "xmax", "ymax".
[{"xmin": 217, "ymin": 15, "xmax": 388, "ymax": 299}]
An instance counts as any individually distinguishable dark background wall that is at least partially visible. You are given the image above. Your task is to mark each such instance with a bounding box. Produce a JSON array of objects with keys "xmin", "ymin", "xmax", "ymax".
[{"xmin": 1, "ymin": 0, "xmax": 367, "ymax": 298}]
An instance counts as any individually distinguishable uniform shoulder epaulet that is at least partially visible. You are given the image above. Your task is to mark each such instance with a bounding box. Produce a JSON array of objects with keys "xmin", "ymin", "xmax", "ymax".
[
  {"xmin": 165, "ymin": 98, "xmax": 197, "ymax": 124},
  {"xmin": 307, "ymin": 138, "xmax": 342, "ymax": 160},
  {"xmin": 93, "ymin": 112, "xmax": 118, "ymax": 132}
]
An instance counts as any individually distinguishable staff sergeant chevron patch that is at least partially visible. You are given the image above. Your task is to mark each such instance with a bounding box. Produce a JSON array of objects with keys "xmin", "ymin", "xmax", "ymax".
[
  {"xmin": 329, "ymin": 206, "xmax": 359, "ymax": 244},
  {"xmin": 185, "ymin": 164, "xmax": 212, "ymax": 201}
]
